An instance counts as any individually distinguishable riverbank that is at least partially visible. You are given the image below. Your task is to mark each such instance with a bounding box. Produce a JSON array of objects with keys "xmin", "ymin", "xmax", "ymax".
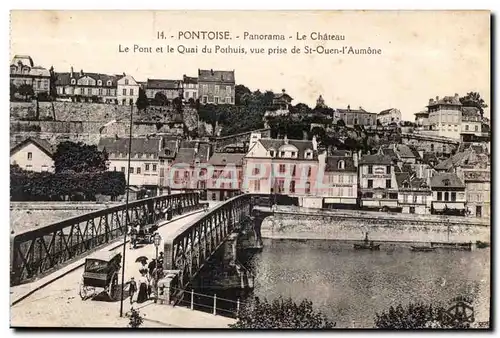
[{"xmin": 260, "ymin": 207, "xmax": 490, "ymax": 243}]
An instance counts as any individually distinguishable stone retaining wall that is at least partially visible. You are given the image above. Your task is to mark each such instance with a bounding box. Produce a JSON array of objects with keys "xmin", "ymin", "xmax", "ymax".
[{"xmin": 261, "ymin": 211, "xmax": 490, "ymax": 243}]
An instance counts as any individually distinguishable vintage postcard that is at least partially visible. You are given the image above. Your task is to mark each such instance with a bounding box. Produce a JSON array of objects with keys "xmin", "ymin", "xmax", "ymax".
[{"xmin": 9, "ymin": 10, "xmax": 490, "ymax": 329}]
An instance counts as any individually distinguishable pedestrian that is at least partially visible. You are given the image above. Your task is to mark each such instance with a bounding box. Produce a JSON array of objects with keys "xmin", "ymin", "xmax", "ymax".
[
  {"xmin": 158, "ymin": 252, "xmax": 164, "ymax": 268},
  {"xmin": 137, "ymin": 271, "xmax": 149, "ymax": 303},
  {"xmin": 127, "ymin": 277, "xmax": 137, "ymax": 305},
  {"xmin": 129, "ymin": 226, "xmax": 137, "ymax": 250}
]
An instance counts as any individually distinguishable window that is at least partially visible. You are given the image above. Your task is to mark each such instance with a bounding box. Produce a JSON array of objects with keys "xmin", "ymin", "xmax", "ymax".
[
  {"xmin": 349, "ymin": 175, "xmax": 354, "ymax": 184},
  {"xmin": 443, "ymin": 179, "xmax": 450, "ymax": 186},
  {"xmin": 269, "ymin": 150, "xmax": 275, "ymax": 157},
  {"xmin": 339, "ymin": 175, "xmax": 343, "ymax": 183},
  {"xmin": 339, "ymin": 188, "xmax": 344, "ymax": 196},
  {"xmin": 307, "ymin": 167, "xmax": 312, "ymax": 177},
  {"xmin": 202, "ymin": 96, "xmax": 208, "ymax": 104},
  {"xmin": 437, "ymin": 192, "xmax": 442, "ymax": 200},
  {"xmin": 130, "ymin": 88, "xmax": 134, "ymax": 96},
  {"xmin": 290, "ymin": 181, "xmax": 296, "ymax": 193},
  {"xmin": 121, "ymin": 167, "xmax": 125, "ymax": 172},
  {"xmin": 451, "ymin": 192, "xmax": 456, "ymax": 201},
  {"xmin": 122, "ymin": 99, "xmax": 126, "ymax": 105},
  {"xmin": 215, "ymin": 85, "xmax": 219, "ymax": 94},
  {"xmin": 130, "ymin": 167, "xmax": 134, "ymax": 174},
  {"xmin": 184, "ymin": 171, "xmax": 189, "ymax": 179},
  {"xmin": 279, "ymin": 164, "xmax": 286, "ymax": 173},
  {"xmin": 348, "ymin": 188, "xmax": 353, "ymax": 196},
  {"xmin": 226, "ymin": 86, "xmax": 231, "ymax": 94},
  {"xmin": 291, "ymin": 151, "xmax": 296, "ymax": 158},
  {"xmin": 125, "ymin": 79, "xmax": 129, "ymax": 85},
  {"xmin": 368, "ymin": 165, "xmax": 373, "ymax": 174},
  {"xmin": 226, "ymin": 97, "xmax": 231, "ymax": 104},
  {"xmin": 129, "ymin": 99, "xmax": 133, "ymax": 105},
  {"xmin": 367, "ymin": 179, "xmax": 373, "ymax": 188},
  {"xmin": 442, "ymin": 145, "xmax": 446, "ymax": 153},
  {"xmin": 253, "ymin": 167, "xmax": 260, "ymax": 175},
  {"xmin": 107, "ymin": 80, "xmax": 112, "ymax": 86},
  {"xmin": 338, "ymin": 160, "xmax": 345, "ymax": 170},
  {"xmin": 409, "ymin": 207, "xmax": 416, "ymax": 214},
  {"xmin": 137, "ymin": 167, "xmax": 141, "ymax": 174},
  {"xmin": 97, "ymin": 80, "xmax": 102, "ymax": 86},
  {"xmin": 145, "ymin": 164, "xmax": 150, "ymax": 171},
  {"xmin": 280, "ymin": 151, "xmax": 285, "ymax": 157},
  {"xmin": 403, "ymin": 194, "xmax": 408, "ymax": 203},
  {"xmin": 475, "ymin": 125, "xmax": 479, "ymax": 132},
  {"xmin": 254, "ymin": 180, "xmax": 260, "ymax": 192},
  {"xmin": 444, "ymin": 192, "xmax": 449, "ymax": 201},
  {"xmin": 203, "ymin": 84, "xmax": 208, "ymax": 92},
  {"xmin": 41, "ymin": 165, "xmax": 49, "ymax": 172},
  {"xmin": 305, "ymin": 151, "xmax": 312, "ymax": 159},
  {"xmin": 386, "ymin": 180, "xmax": 391, "ymax": 188},
  {"xmin": 430, "ymin": 144, "xmax": 434, "ymax": 151},
  {"xmin": 386, "ymin": 166, "xmax": 391, "ymax": 174},
  {"xmin": 123, "ymin": 89, "xmax": 126, "ymax": 95},
  {"xmin": 25, "ymin": 165, "xmax": 33, "ymax": 171},
  {"xmin": 364, "ymin": 192, "xmax": 373, "ymax": 198},
  {"xmin": 27, "ymin": 152, "xmax": 32, "ymax": 160},
  {"xmin": 465, "ymin": 125, "xmax": 469, "ymax": 131},
  {"xmin": 152, "ymin": 164, "xmax": 157, "ymax": 171},
  {"xmin": 413, "ymin": 195, "xmax": 417, "ymax": 203},
  {"xmin": 71, "ymin": 79, "xmax": 76, "ymax": 85},
  {"xmin": 389, "ymin": 193, "xmax": 398, "ymax": 199},
  {"xmin": 305, "ymin": 182, "xmax": 311, "ymax": 194},
  {"xmin": 113, "ymin": 166, "xmax": 116, "ymax": 171},
  {"xmin": 214, "ymin": 96, "xmax": 219, "ymax": 104}
]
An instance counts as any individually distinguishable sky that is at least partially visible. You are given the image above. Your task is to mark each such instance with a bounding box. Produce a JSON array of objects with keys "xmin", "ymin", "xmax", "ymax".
[{"xmin": 10, "ymin": 10, "xmax": 490, "ymax": 120}]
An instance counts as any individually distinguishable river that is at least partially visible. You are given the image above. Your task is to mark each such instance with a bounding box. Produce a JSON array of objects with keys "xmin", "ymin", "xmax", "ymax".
[{"xmin": 188, "ymin": 238, "xmax": 490, "ymax": 328}]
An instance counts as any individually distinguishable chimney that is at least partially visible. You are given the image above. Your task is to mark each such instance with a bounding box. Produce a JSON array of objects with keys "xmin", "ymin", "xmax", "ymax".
[
  {"xmin": 302, "ymin": 130, "xmax": 308, "ymax": 140},
  {"xmin": 353, "ymin": 151, "xmax": 359, "ymax": 168},
  {"xmin": 282, "ymin": 89, "xmax": 286, "ymax": 94},
  {"xmin": 70, "ymin": 66, "xmax": 74, "ymax": 77},
  {"xmin": 123, "ymin": 72, "xmax": 126, "ymax": 76},
  {"xmin": 312, "ymin": 135, "xmax": 318, "ymax": 151},
  {"xmin": 347, "ymin": 105, "xmax": 350, "ymax": 111},
  {"xmin": 80, "ymin": 69, "xmax": 84, "ymax": 76},
  {"xmin": 284, "ymin": 135, "xmax": 289, "ymax": 145},
  {"xmin": 210, "ymin": 69, "xmax": 214, "ymax": 75},
  {"xmin": 436, "ymin": 96, "xmax": 439, "ymax": 101},
  {"xmin": 455, "ymin": 93, "xmax": 459, "ymax": 98}
]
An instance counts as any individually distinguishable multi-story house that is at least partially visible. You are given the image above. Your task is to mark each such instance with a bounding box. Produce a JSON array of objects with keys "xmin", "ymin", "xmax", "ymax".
[
  {"xmin": 334, "ymin": 106, "xmax": 377, "ymax": 127},
  {"xmin": 460, "ymin": 107, "xmax": 487, "ymax": 142},
  {"xmin": 182, "ymin": 75, "xmax": 198, "ymax": 102},
  {"xmin": 414, "ymin": 110, "xmax": 430, "ymax": 128},
  {"xmin": 427, "ymin": 94, "xmax": 462, "ymax": 139},
  {"xmin": 98, "ymin": 137, "xmax": 163, "ymax": 193},
  {"xmin": 167, "ymin": 143, "xmax": 211, "ymax": 191},
  {"xmin": 358, "ymin": 154, "xmax": 399, "ymax": 210},
  {"xmin": 117, "ymin": 74, "xmax": 140, "ymax": 106},
  {"xmin": 243, "ymin": 135, "xmax": 322, "ymax": 208},
  {"xmin": 55, "ymin": 67, "xmax": 118, "ymax": 103},
  {"xmin": 429, "ymin": 173, "xmax": 466, "ymax": 215},
  {"xmin": 395, "ymin": 172, "xmax": 432, "ymax": 214},
  {"xmin": 10, "ymin": 55, "xmax": 51, "ymax": 95},
  {"xmin": 10, "ymin": 137, "xmax": 55, "ymax": 172},
  {"xmin": 321, "ymin": 151, "xmax": 358, "ymax": 209},
  {"xmin": 206, "ymin": 153, "xmax": 245, "ymax": 201},
  {"xmin": 198, "ymin": 69, "xmax": 235, "ymax": 105},
  {"xmin": 145, "ymin": 79, "xmax": 183, "ymax": 102},
  {"xmin": 377, "ymin": 108, "xmax": 401, "ymax": 125}
]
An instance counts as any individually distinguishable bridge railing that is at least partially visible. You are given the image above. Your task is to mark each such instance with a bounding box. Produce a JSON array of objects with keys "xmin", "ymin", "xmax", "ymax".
[
  {"xmin": 11, "ymin": 192, "xmax": 201, "ymax": 286},
  {"xmin": 164, "ymin": 193, "xmax": 256, "ymax": 294}
]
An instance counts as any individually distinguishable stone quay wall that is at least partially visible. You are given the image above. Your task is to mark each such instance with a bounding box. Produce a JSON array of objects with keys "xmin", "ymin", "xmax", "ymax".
[{"xmin": 260, "ymin": 208, "xmax": 490, "ymax": 243}]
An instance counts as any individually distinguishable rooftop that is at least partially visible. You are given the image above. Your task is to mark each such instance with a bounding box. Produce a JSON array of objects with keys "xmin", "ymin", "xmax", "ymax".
[
  {"xmin": 98, "ymin": 137, "xmax": 161, "ymax": 156},
  {"xmin": 395, "ymin": 172, "xmax": 429, "ymax": 189},
  {"xmin": 359, "ymin": 154, "xmax": 393, "ymax": 165},
  {"xmin": 208, "ymin": 153, "xmax": 245, "ymax": 166},
  {"xmin": 325, "ymin": 156, "xmax": 356, "ymax": 172},
  {"xmin": 198, "ymin": 69, "xmax": 235, "ymax": 84},
  {"xmin": 10, "ymin": 137, "xmax": 55, "ymax": 158},
  {"xmin": 146, "ymin": 79, "xmax": 181, "ymax": 89},
  {"xmin": 430, "ymin": 173, "xmax": 464, "ymax": 189},
  {"xmin": 258, "ymin": 138, "xmax": 316, "ymax": 160},
  {"xmin": 55, "ymin": 71, "xmax": 119, "ymax": 87},
  {"xmin": 427, "ymin": 94, "xmax": 461, "ymax": 107}
]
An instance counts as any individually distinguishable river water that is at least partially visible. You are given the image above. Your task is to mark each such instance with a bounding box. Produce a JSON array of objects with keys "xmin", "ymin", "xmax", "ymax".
[{"xmin": 190, "ymin": 238, "xmax": 490, "ymax": 328}]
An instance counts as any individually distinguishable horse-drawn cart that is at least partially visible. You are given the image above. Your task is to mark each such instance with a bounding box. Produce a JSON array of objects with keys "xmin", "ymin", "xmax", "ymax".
[{"xmin": 79, "ymin": 251, "xmax": 122, "ymax": 301}]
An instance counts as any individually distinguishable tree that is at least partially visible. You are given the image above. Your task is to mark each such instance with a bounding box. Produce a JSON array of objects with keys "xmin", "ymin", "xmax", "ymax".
[
  {"xmin": 375, "ymin": 301, "xmax": 473, "ymax": 329},
  {"xmin": 10, "ymin": 83, "xmax": 17, "ymax": 101},
  {"xmin": 460, "ymin": 92, "xmax": 488, "ymax": 118},
  {"xmin": 53, "ymin": 141, "xmax": 108, "ymax": 173},
  {"xmin": 230, "ymin": 297, "xmax": 335, "ymax": 329},
  {"xmin": 336, "ymin": 119, "xmax": 346, "ymax": 127},
  {"xmin": 136, "ymin": 88, "xmax": 149, "ymax": 111},
  {"xmin": 18, "ymin": 84, "xmax": 34, "ymax": 101},
  {"xmin": 49, "ymin": 66, "xmax": 57, "ymax": 100},
  {"xmin": 153, "ymin": 92, "xmax": 168, "ymax": 106}
]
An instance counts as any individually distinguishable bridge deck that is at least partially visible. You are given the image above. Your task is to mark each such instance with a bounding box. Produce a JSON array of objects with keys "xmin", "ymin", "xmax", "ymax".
[{"xmin": 10, "ymin": 202, "xmax": 233, "ymax": 328}]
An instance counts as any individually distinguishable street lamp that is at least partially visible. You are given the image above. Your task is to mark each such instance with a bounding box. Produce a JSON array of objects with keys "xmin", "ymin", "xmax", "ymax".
[{"xmin": 153, "ymin": 233, "xmax": 162, "ymax": 302}]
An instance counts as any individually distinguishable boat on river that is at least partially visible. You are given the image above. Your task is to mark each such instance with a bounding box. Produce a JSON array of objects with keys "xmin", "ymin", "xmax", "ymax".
[
  {"xmin": 410, "ymin": 246, "xmax": 436, "ymax": 252},
  {"xmin": 430, "ymin": 242, "xmax": 472, "ymax": 251},
  {"xmin": 353, "ymin": 243, "xmax": 381, "ymax": 251}
]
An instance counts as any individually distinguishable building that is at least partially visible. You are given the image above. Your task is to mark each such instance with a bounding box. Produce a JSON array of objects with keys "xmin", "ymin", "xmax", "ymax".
[
  {"xmin": 145, "ymin": 79, "xmax": 183, "ymax": 102},
  {"xmin": 334, "ymin": 106, "xmax": 377, "ymax": 127},
  {"xmin": 358, "ymin": 154, "xmax": 399, "ymax": 210},
  {"xmin": 182, "ymin": 75, "xmax": 198, "ymax": 102},
  {"xmin": 429, "ymin": 173, "xmax": 466, "ymax": 215},
  {"xmin": 322, "ymin": 151, "xmax": 358, "ymax": 209},
  {"xmin": 98, "ymin": 137, "xmax": 163, "ymax": 193},
  {"xmin": 401, "ymin": 132, "xmax": 459, "ymax": 157},
  {"xmin": 243, "ymin": 135, "xmax": 322, "ymax": 207},
  {"xmin": 206, "ymin": 153, "xmax": 245, "ymax": 201},
  {"xmin": 10, "ymin": 55, "xmax": 51, "ymax": 95},
  {"xmin": 272, "ymin": 89, "xmax": 293, "ymax": 110},
  {"xmin": 55, "ymin": 67, "xmax": 118, "ymax": 103},
  {"xmin": 427, "ymin": 94, "xmax": 462, "ymax": 139},
  {"xmin": 316, "ymin": 95, "xmax": 326, "ymax": 108},
  {"xmin": 198, "ymin": 69, "xmax": 235, "ymax": 105},
  {"xmin": 377, "ymin": 108, "xmax": 401, "ymax": 125},
  {"xmin": 460, "ymin": 107, "xmax": 488, "ymax": 142},
  {"xmin": 395, "ymin": 172, "xmax": 432, "ymax": 214},
  {"xmin": 117, "ymin": 74, "xmax": 140, "ymax": 106},
  {"xmin": 414, "ymin": 110, "xmax": 429, "ymax": 128},
  {"xmin": 10, "ymin": 137, "xmax": 55, "ymax": 172},
  {"xmin": 167, "ymin": 142, "xmax": 211, "ymax": 191}
]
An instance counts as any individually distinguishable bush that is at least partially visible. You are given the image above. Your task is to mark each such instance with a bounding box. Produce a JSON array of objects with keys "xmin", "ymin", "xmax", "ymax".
[
  {"xmin": 128, "ymin": 308, "xmax": 144, "ymax": 328},
  {"xmin": 230, "ymin": 296, "xmax": 335, "ymax": 329}
]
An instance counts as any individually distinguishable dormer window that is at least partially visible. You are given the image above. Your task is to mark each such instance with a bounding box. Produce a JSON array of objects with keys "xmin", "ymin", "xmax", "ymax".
[
  {"xmin": 71, "ymin": 78, "xmax": 76, "ymax": 85},
  {"xmin": 305, "ymin": 150, "xmax": 313, "ymax": 159},
  {"xmin": 443, "ymin": 179, "xmax": 450, "ymax": 187},
  {"xmin": 269, "ymin": 149, "xmax": 275, "ymax": 157},
  {"xmin": 338, "ymin": 160, "xmax": 345, "ymax": 170},
  {"xmin": 403, "ymin": 181, "xmax": 409, "ymax": 188},
  {"xmin": 97, "ymin": 80, "xmax": 102, "ymax": 86},
  {"xmin": 107, "ymin": 80, "xmax": 112, "ymax": 86},
  {"xmin": 280, "ymin": 151, "xmax": 285, "ymax": 157}
]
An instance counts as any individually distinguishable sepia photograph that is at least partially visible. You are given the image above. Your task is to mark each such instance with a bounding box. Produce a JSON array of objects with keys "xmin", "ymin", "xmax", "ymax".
[{"xmin": 8, "ymin": 10, "xmax": 491, "ymax": 329}]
